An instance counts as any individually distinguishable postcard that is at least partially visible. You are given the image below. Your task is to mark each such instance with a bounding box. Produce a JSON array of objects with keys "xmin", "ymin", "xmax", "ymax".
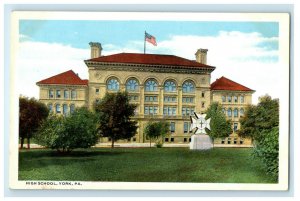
[{"xmin": 9, "ymin": 11, "xmax": 290, "ymax": 190}]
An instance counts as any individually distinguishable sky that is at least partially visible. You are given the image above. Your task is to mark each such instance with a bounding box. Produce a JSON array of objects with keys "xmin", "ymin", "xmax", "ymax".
[{"xmin": 17, "ymin": 19, "xmax": 281, "ymax": 104}]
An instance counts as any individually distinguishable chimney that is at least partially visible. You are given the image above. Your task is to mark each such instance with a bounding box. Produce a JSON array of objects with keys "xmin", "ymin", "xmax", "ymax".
[
  {"xmin": 89, "ymin": 42, "xmax": 102, "ymax": 59},
  {"xmin": 195, "ymin": 49, "xmax": 208, "ymax": 64}
]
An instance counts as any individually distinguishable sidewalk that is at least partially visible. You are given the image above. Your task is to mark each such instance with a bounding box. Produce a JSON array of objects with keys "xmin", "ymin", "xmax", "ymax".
[{"xmin": 20, "ymin": 143, "xmax": 253, "ymax": 149}]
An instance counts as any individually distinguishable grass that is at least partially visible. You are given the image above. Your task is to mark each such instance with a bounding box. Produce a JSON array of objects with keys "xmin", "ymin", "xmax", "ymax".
[{"xmin": 19, "ymin": 147, "xmax": 277, "ymax": 183}]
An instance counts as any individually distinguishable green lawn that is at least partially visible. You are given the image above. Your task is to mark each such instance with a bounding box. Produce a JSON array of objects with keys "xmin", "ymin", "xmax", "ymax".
[{"xmin": 19, "ymin": 147, "xmax": 277, "ymax": 183}]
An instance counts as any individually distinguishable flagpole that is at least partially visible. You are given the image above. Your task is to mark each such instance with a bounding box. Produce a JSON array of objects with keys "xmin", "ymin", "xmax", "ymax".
[{"xmin": 144, "ymin": 31, "xmax": 146, "ymax": 54}]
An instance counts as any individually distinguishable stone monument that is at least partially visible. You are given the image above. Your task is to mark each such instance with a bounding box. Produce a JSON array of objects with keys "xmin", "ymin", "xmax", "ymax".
[{"xmin": 189, "ymin": 112, "xmax": 213, "ymax": 150}]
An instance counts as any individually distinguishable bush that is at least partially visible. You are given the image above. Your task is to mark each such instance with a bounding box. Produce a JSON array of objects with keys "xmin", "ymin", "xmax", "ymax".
[
  {"xmin": 155, "ymin": 142, "xmax": 163, "ymax": 148},
  {"xmin": 253, "ymin": 127, "xmax": 279, "ymax": 180},
  {"xmin": 35, "ymin": 108, "xmax": 99, "ymax": 153}
]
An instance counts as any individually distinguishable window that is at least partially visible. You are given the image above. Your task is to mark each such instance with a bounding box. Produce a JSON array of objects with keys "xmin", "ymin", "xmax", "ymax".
[
  {"xmin": 56, "ymin": 90, "xmax": 61, "ymax": 98},
  {"xmin": 222, "ymin": 108, "xmax": 226, "ymax": 114},
  {"xmin": 133, "ymin": 138, "xmax": 136, "ymax": 142},
  {"xmin": 240, "ymin": 138, "xmax": 244, "ymax": 144},
  {"xmin": 164, "ymin": 96, "xmax": 177, "ymax": 102},
  {"xmin": 49, "ymin": 90, "xmax": 54, "ymax": 99},
  {"xmin": 64, "ymin": 90, "xmax": 69, "ymax": 99},
  {"xmin": 201, "ymin": 102, "xmax": 205, "ymax": 108},
  {"xmin": 234, "ymin": 96, "xmax": 238, "ymax": 103},
  {"xmin": 170, "ymin": 138, "xmax": 174, "ymax": 142},
  {"xmin": 227, "ymin": 96, "xmax": 232, "ymax": 102},
  {"xmin": 227, "ymin": 108, "xmax": 232, "ymax": 117},
  {"xmin": 145, "ymin": 79, "xmax": 158, "ymax": 92},
  {"xmin": 240, "ymin": 108, "xmax": 245, "ymax": 117},
  {"xmin": 240, "ymin": 96, "xmax": 245, "ymax": 103},
  {"xmin": 126, "ymin": 79, "xmax": 139, "ymax": 91},
  {"xmin": 221, "ymin": 138, "xmax": 225, "ymax": 144},
  {"xmin": 234, "ymin": 138, "xmax": 238, "ymax": 144},
  {"xmin": 56, "ymin": 104, "xmax": 61, "ymax": 113},
  {"xmin": 107, "ymin": 78, "xmax": 120, "ymax": 91},
  {"xmin": 222, "ymin": 95, "xmax": 226, "ymax": 102},
  {"xmin": 182, "ymin": 80, "xmax": 195, "ymax": 93},
  {"xmin": 71, "ymin": 90, "xmax": 76, "ymax": 99},
  {"xmin": 170, "ymin": 122, "xmax": 175, "ymax": 133},
  {"xmin": 227, "ymin": 137, "xmax": 231, "ymax": 144},
  {"xmin": 145, "ymin": 96, "xmax": 158, "ymax": 102},
  {"xmin": 144, "ymin": 106, "xmax": 158, "ymax": 115},
  {"xmin": 184, "ymin": 122, "xmax": 189, "ymax": 133},
  {"xmin": 233, "ymin": 123, "xmax": 238, "ymax": 132},
  {"xmin": 63, "ymin": 104, "xmax": 68, "ymax": 115},
  {"xmin": 163, "ymin": 106, "xmax": 177, "ymax": 116},
  {"xmin": 95, "ymin": 88, "xmax": 100, "ymax": 94},
  {"xmin": 184, "ymin": 138, "xmax": 187, "ymax": 142},
  {"xmin": 48, "ymin": 104, "xmax": 53, "ymax": 113},
  {"xmin": 182, "ymin": 97, "xmax": 194, "ymax": 103},
  {"xmin": 234, "ymin": 108, "xmax": 239, "ymax": 117},
  {"xmin": 129, "ymin": 95, "xmax": 139, "ymax": 101},
  {"xmin": 70, "ymin": 104, "xmax": 75, "ymax": 114},
  {"xmin": 201, "ymin": 91, "xmax": 205, "ymax": 98},
  {"xmin": 189, "ymin": 138, "xmax": 191, "ymax": 142},
  {"xmin": 165, "ymin": 138, "xmax": 169, "ymax": 142},
  {"xmin": 182, "ymin": 107, "xmax": 195, "ymax": 116},
  {"xmin": 164, "ymin": 80, "xmax": 176, "ymax": 92}
]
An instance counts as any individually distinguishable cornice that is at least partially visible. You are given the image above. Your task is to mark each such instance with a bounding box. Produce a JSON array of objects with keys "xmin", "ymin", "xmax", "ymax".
[{"xmin": 84, "ymin": 61, "xmax": 215, "ymax": 74}]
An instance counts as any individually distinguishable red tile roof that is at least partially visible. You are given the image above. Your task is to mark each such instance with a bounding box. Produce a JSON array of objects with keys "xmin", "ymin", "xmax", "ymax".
[
  {"xmin": 211, "ymin": 76, "xmax": 254, "ymax": 92},
  {"xmin": 86, "ymin": 53, "xmax": 215, "ymax": 70},
  {"xmin": 36, "ymin": 70, "xmax": 88, "ymax": 86}
]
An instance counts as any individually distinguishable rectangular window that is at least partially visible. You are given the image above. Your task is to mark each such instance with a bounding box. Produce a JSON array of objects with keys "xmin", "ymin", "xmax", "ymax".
[
  {"xmin": 233, "ymin": 123, "xmax": 238, "ymax": 132},
  {"xmin": 222, "ymin": 95, "xmax": 226, "ymax": 102},
  {"xmin": 221, "ymin": 138, "xmax": 225, "ymax": 144},
  {"xmin": 182, "ymin": 107, "xmax": 195, "ymax": 116},
  {"xmin": 164, "ymin": 96, "xmax": 177, "ymax": 102},
  {"xmin": 56, "ymin": 104, "xmax": 61, "ymax": 113},
  {"xmin": 71, "ymin": 90, "xmax": 76, "ymax": 99},
  {"xmin": 234, "ymin": 138, "xmax": 237, "ymax": 144},
  {"xmin": 164, "ymin": 106, "xmax": 176, "ymax": 116},
  {"xmin": 234, "ymin": 96, "xmax": 238, "ymax": 103},
  {"xmin": 240, "ymin": 96, "xmax": 245, "ymax": 103},
  {"xmin": 145, "ymin": 96, "xmax": 158, "ymax": 102},
  {"xmin": 182, "ymin": 97, "xmax": 194, "ymax": 103},
  {"xmin": 64, "ymin": 90, "xmax": 69, "ymax": 99},
  {"xmin": 184, "ymin": 138, "xmax": 187, "ymax": 142},
  {"xmin": 170, "ymin": 122, "xmax": 175, "ymax": 133},
  {"xmin": 227, "ymin": 138, "xmax": 231, "ymax": 144},
  {"xmin": 170, "ymin": 138, "xmax": 174, "ymax": 142},
  {"xmin": 201, "ymin": 91, "xmax": 205, "ymax": 98},
  {"xmin": 145, "ymin": 106, "xmax": 158, "ymax": 115},
  {"xmin": 49, "ymin": 90, "xmax": 54, "ymax": 99},
  {"xmin": 201, "ymin": 102, "xmax": 205, "ymax": 108},
  {"xmin": 96, "ymin": 88, "xmax": 100, "ymax": 94},
  {"xmin": 184, "ymin": 122, "xmax": 189, "ymax": 133},
  {"xmin": 56, "ymin": 90, "xmax": 61, "ymax": 98},
  {"xmin": 165, "ymin": 138, "xmax": 169, "ymax": 142},
  {"xmin": 227, "ymin": 96, "xmax": 232, "ymax": 102}
]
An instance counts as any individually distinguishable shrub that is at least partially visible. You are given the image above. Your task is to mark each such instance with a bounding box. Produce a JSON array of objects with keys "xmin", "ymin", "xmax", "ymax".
[
  {"xmin": 155, "ymin": 142, "xmax": 163, "ymax": 148},
  {"xmin": 35, "ymin": 108, "xmax": 99, "ymax": 153},
  {"xmin": 253, "ymin": 127, "xmax": 279, "ymax": 180}
]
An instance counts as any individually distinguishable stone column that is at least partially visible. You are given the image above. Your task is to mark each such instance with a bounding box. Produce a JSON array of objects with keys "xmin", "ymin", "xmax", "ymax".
[
  {"xmin": 159, "ymin": 87, "xmax": 164, "ymax": 116},
  {"xmin": 178, "ymin": 87, "xmax": 182, "ymax": 115}
]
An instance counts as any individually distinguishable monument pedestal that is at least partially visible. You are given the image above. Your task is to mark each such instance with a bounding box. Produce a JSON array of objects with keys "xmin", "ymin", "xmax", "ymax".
[{"xmin": 189, "ymin": 134, "xmax": 213, "ymax": 150}]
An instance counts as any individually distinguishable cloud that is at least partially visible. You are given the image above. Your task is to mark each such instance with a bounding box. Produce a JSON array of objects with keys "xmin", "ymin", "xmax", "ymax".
[
  {"xmin": 17, "ymin": 41, "xmax": 89, "ymax": 98},
  {"xmin": 17, "ymin": 31, "xmax": 283, "ymax": 104}
]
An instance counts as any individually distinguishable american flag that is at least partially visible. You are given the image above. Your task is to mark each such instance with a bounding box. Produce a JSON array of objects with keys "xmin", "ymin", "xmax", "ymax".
[{"xmin": 145, "ymin": 32, "xmax": 157, "ymax": 46}]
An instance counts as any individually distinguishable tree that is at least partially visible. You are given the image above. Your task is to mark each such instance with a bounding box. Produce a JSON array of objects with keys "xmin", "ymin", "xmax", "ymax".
[
  {"xmin": 144, "ymin": 120, "xmax": 170, "ymax": 148},
  {"xmin": 35, "ymin": 107, "xmax": 99, "ymax": 153},
  {"xmin": 238, "ymin": 95, "xmax": 279, "ymax": 141},
  {"xmin": 238, "ymin": 95, "xmax": 279, "ymax": 180},
  {"xmin": 19, "ymin": 96, "xmax": 49, "ymax": 149},
  {"xmin": 205, "ymin": 102, "xmax": 232, "ymax": 145},
  {"xmin": 94, "ymin": 92, "xmax": 138, "ymax": 148}
]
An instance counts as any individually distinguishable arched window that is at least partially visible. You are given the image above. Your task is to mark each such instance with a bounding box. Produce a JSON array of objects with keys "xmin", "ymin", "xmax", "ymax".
[
  {"xmin": 56, "ymin": 104, "xmax": 61, "ymax": 113},
  {"xmin": 234, "ymin": 108, "xmax": 239, "ymax": 117},
  {"xmin": 240, "ymin": 108, "xmax": 245, "ymax": 117},
  {"xmin": 126, "ymin": 78, "xmax": 139, "ymax": 91},
  {"xmin": 107, "ymin": 78, "xmax": 120, "ymax": 91},
  {"xmin": 63, "ymin": 104, "xmax": 68, "ymax": 115},
  {"xmin": 227, "ymin": 108, "xmax": 232, "ymax": 117},
  {"xmin": 222, "ymin": 108, "xmax": 226, "ymax": 114},
  {"xmin": 145, "ymin": 79, "xmax": 158, "ymax": 92},
  {"xmin": 182, "ymin": 80, "xmax": 195, "ymax": 93},
  {"xmin": 70, "ymin": 104, "xmax": 75, "ymax": 114},
  {"xmin": 164, "ymin": 80, "xmax": 176, "ymax": 92}
]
